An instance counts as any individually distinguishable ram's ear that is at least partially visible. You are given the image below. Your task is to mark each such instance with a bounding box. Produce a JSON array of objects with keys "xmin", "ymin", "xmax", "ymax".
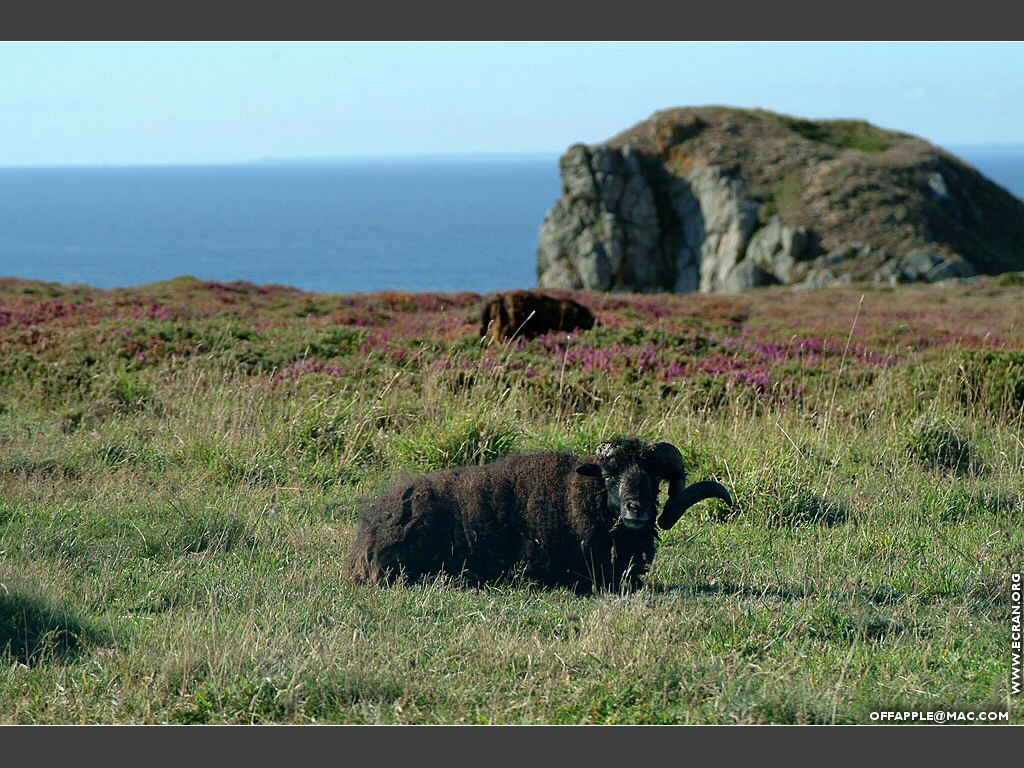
[{"xmin": 575, "ymin": 463, "xmax": 603, "ymax": 478}]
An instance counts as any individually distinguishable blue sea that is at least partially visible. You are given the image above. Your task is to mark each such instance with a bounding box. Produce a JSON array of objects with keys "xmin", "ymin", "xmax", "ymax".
[{"xmin": 0, "ymin": 149, "xmax": 1021, "ymax": 294}]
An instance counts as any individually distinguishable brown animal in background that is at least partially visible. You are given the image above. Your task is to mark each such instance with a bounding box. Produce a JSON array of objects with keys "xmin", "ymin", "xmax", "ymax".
[
  {"xmin": 348, "ymin": 438, "xmax": 733, "ymax": 594},
  {"xmin": 479, "ymin": 290, "xmax": 595, "ymax": 342}
]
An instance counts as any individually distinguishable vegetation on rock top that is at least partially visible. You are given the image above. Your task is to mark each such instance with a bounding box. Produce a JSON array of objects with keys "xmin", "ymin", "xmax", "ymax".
[{"xmin": 611, "ymin": 105, "xmax": 1024, "ymax": 277}]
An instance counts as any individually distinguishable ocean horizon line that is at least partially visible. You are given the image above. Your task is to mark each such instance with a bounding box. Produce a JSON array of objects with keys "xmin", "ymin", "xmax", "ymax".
[
  {"xmin": 3, "ymin": 144, "xmax": 1024, "ymax": 171},
  {"xmin": 0, "ymin": 151, "xmax": 564, "ymax": 172}
]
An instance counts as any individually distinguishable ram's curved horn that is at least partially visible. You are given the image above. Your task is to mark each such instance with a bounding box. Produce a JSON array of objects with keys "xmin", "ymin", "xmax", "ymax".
[
  {"xmin": 649, "ymin": 442, "xmax": 732, "ymax": 529},
  {"xmin": 657, "ymin": 481, "xmax": 733, "ymax": 530},
  {"xmin": 648, "ymin": 442, "xmax": 687, "ymax": 528}
]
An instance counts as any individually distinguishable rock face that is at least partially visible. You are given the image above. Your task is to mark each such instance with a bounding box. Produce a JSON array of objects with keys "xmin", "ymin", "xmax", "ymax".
[
  {"xmin": 537, "ymin": 107, "xmax": 1024, "ymax": 293},
  {"xmin": 537, "ymin": 145, "xmax": 671, "ymax": 292}
]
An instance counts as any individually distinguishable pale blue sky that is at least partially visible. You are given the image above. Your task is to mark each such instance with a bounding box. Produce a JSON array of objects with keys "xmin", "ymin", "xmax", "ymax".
[{"xmin": 2, "ymin": 42, "xmax": 1022, "ymax": 166}]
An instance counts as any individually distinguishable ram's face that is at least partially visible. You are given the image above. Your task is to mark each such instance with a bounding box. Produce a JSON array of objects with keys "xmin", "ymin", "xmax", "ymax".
[{"xmin": 577, "ymin": 441, "xmax": 659, "ymax": 531}]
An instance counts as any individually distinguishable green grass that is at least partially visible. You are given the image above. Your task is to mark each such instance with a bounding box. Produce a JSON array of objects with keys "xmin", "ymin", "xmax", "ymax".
[
  {"xmin": 774, "ymin": 116, "xmax": 896, "ymax": 153},
  {"xmin": 0, "ymin": 278, "xmax": 1021, "ymax": 723},
  {"xmin": 758, "ymin": 172, "xmax": 805, "ymax": 223}
]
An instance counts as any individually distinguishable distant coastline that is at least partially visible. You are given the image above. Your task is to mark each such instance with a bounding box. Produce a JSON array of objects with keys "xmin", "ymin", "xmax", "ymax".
[
  {"xmin": 0, "ymin": 145, "xmax": 1020, "ymax": 171},
  {"xmin": 946, "ymin": 143, "xmax": 1024, "ymax": 156},
  {"xmin": 0, "ymin": 152, "xmax": 563, "ymax": 171},
  {"xmin": 255, "ymin": 151, "xmax": 562, "ymax": 166}
]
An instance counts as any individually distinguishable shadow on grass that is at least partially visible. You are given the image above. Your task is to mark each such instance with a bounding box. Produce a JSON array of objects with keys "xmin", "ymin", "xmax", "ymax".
[
  {"xmin": 766, "ymin": 489, "xmax": 853, "ymax": 527},
  {"xmin": 726, "ymin": 487, "xmax": 853, "ymax": 529},
  {"xmin": 0, "ymin": 457, "xmax": 81, "ymax": 481},
  {"xmin": 140, "ymin": 503, "xmax": 256, "ymax": 559},
  {"xmin": 682, "ymin": 489, "xmax": 852, "ymax": 528},
  {"xmin": 906, "ymin": 420, "xmax": 983, "ymax": 477},
  {"xmin": 653, "ymin": 581, "xmax": 907, "ymax": 606},
  {"xmin": 0, "ymin": 590, "xmax": 103, "ymax": 665}
]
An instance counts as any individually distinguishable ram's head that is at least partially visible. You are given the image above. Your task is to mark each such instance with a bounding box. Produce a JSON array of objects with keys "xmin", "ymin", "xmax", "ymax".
[{"xmin": 576, "ymin": 438, "xmax": 733, "ymax": 531}]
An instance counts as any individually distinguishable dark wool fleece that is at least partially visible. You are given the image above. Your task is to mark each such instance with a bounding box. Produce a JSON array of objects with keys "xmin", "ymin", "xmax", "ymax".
[{"xmin": 349, "ymin": 450, "xmax": 657, "ymax": 593}]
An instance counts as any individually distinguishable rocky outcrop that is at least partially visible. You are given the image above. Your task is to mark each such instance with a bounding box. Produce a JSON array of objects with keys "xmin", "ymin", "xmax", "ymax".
[
  {"xmin": 537, "ymin": 145, "xmax": 667, "ymax": 292},
  {"xmin": 537, "ymin": 107, "xmax": 1024, "ymax": 293}
]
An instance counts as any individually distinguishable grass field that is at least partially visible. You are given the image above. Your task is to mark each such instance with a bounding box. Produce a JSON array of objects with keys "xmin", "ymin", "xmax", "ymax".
[{"xmin": 1, "ymin": 275, "xmax": 1022, "ymax": 723}]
